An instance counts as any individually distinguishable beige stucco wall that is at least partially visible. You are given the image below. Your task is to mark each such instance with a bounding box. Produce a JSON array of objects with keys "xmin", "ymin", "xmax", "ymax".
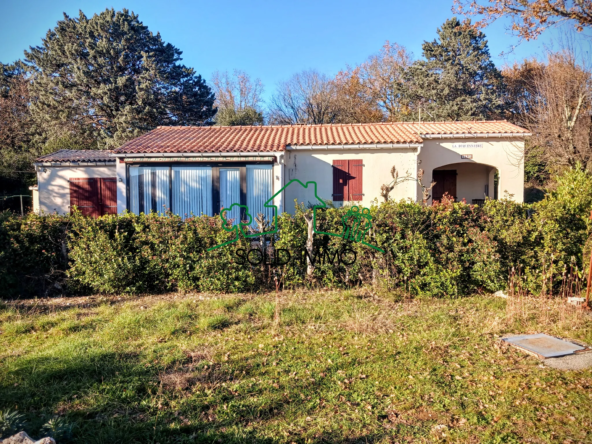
[
  {"xmin": 418, "ymin": 138, "xmax": 525, "ymax": 204},
  {"xmin": 36, "ymin": 164, "xmax": 116, "ymax": 215},
  {"xmin": 284, "ymin": 148, "xmax": 419, "ymax": 213}
]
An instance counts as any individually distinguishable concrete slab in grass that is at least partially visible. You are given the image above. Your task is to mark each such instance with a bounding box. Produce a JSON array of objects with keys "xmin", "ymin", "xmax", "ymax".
[{"xmin": 501, "ymin": 333, "xmax": 592, "ymax": 370}]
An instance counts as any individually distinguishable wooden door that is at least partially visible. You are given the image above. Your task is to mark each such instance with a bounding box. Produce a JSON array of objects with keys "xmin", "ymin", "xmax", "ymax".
[
  {"xmin": 432, "ymin": 170, "xmax": 457, "ymax": 203},
  {"xmin": 100, "ymin": 178, "xmax": 118, "ymax": 215}
]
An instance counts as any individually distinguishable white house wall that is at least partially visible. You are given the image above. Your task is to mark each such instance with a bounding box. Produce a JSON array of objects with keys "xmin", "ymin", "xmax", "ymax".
[
  {"xmin": 37, "ymin": 165, "xmax": 117, "ymax": 215},
  {"xmin": 418, "ymin": 138, "xmax": 525, "ymax": 203},
  {"xmin": 283, "ymin": 148, "xmax": 418, "ymax": 213}
]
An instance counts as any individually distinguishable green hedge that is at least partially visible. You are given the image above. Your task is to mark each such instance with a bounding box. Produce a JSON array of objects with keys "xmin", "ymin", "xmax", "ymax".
[{"xmin": 1, "ymin": 166, "xmax": 591, "ymax": 298}]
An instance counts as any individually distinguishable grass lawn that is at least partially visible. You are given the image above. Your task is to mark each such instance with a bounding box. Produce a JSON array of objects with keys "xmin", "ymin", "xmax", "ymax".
[{"xmin": 1, "ymin": 290, "xmax": 591, "ymax": 443}]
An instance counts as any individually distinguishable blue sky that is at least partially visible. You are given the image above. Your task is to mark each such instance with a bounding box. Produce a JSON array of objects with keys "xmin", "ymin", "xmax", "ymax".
[{"xmin": 0, "ymin": 0, "xmax": 572, "ymax": 103}]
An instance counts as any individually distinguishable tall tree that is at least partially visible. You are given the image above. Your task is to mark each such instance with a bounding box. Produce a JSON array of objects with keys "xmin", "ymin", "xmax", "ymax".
[
  {"xmin": 211, "ymin": 70, "xmax": 264, "ymax": 126},
  {"xmin": 528, "ymin": 49, "xmax": 592, "ymax": 169},
  {"xmin": 358, "ymin": 42, "xmax": 413, "ymax": 121},
  {"xmin": 25, "ymin": 9, "xmax": 216, "ymax": 148},
  {"xmin": 268, "ymin": 70, "xmax": 339, "ymax": 125},
  {"xmin": 404, "ymin": 17, "xmax": 507, "ymax": 121},
  {"xmin": 0, "ymin": 61, "xmax": 38, "ymax": 180},
  {"xmin": 330, "ymin": 67, "xmax": 384, "ymax": 124},
  {"xmin": 454, "ymin": 0, "xmax": 592, "ymax": 41}
]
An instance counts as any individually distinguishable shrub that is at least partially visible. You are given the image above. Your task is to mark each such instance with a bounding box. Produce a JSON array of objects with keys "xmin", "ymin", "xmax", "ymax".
[
  {"xmin": 0, "ymin": 212, "xmax": 69, "ymax": 298},
  {"xmin": 1, "ymin": 167, "xmax": 591, "ymax": 298}
]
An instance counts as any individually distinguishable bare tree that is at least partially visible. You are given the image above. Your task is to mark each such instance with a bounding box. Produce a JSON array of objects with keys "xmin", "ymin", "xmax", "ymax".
[
  {"xmin": 330, "ymin": 67, "xmax": 384, "ymax": 123},
  {"xmin": 455, "ymin": 0, "xmax": 592, "ymax": 41},
  {"xmin": 524, "ymin": 47, "xmax": 592, "ymax": 169},
  {"xmin": 501, "ymin": 58, "xmax": 545, "ymax": 124},
  {"xmin": 358, "ymin": 41, "xmax": 413, "ymax": 121},
  {"xmin": 268, "ymin": 70, "xmax": 340, "ymax": 124},
  {"xmin": 211, "ymin": 70, "xmax": 264, "ymax": 126},
  {"xmin": 211, "ymin": 69, "xmax": 264, "ymax": 112}
]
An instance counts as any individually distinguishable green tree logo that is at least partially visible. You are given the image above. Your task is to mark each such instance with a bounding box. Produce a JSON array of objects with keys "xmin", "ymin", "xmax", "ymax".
[{"xmin": 207, "ymin": 179, "xmax": 384, "ymax": 252}]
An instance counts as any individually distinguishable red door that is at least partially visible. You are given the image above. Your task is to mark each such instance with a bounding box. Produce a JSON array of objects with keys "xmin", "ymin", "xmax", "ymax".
[
  {"xmin": 70, "ymin": 178, "xmax": 117, "ymax": 217},
  {"xmin": 432, "ymin": 170, "xmax": 457, "ymax": 203}
]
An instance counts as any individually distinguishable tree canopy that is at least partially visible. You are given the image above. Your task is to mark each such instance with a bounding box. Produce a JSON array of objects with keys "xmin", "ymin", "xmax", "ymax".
[
  {"xmin": 404, "ymin": 17, "xmax": 507, "ymax": 121},
  {"xmin": 455, "ymin": 0, "xmax": 592, "ymax": 41},
  {"xmin": 25, "ymin": 8, "xmax": 216, "ymax": 148}
]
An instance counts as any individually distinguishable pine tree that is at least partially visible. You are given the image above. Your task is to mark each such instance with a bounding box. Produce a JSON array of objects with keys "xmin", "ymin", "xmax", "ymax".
[
  {"xmin": 405, "ymin": 17, "xmax": 507, "ymax": 121},
  {"xmin": 25, "ymin": 9, "xmax": 216, "ymax": 148}
]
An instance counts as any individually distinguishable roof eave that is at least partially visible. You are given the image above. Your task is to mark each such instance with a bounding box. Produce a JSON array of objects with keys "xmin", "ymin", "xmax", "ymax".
[
  {"xmin": 420, "ymin": 132, "xmax": 531, "ymax": 139},
  {"xmin": 286, "ymin": 143, "xmax": 422, "ymax": 150}
]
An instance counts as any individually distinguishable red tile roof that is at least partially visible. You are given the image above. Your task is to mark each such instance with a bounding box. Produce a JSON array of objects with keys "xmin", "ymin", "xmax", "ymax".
[
  {"xmin": 35, "ymin": 149, "xmax": 115, "ymax": 163},
  {"xmin": 112, "ymin": 121, "xmax": 530, "ymax": 154}
]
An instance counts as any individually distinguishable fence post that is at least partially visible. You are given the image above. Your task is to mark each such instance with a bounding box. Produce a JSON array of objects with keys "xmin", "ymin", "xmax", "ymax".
[{"xmin": 20, "ymin": 195, "xmax": 23, "ymax": 216}]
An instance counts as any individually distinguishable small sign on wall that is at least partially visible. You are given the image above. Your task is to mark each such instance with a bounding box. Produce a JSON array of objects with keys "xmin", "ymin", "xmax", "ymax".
[
  {"xmin": 453, "ymin": 143, "xmax": 484, "ymax": 149},
  {"xmin": 461, "ymin": 154, "xmax": 473, "ymax": 159}
]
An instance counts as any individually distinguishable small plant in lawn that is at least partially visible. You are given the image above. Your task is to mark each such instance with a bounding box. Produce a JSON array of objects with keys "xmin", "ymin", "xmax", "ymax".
[{"xmin": 0, "ymin": 409, "xmax": 26, "ymax": 438}]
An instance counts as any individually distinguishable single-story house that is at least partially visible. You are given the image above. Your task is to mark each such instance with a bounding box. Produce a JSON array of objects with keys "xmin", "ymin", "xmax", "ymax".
[
  {"xmin": 34, "ymin": 121, "xmax": 529, "ymax": 218},
  {"xmin": 34, "ymin": 150, "xmax": 117, "ymax": 216}
]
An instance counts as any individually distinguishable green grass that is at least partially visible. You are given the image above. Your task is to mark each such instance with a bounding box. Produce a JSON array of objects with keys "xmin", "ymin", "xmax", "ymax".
[{"xmin": 0, "ymin": 291, "xmax": 591, "ymax": 443}]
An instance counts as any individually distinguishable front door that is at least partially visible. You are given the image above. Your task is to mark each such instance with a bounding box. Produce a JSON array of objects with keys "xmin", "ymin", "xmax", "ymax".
[
  {"xmin": 220, "ymin": 168, "xmax": 241, "ymax": 224},
  {"xmin": 432, "ymin": 170, "xmax": 457, "ymax": 203}
]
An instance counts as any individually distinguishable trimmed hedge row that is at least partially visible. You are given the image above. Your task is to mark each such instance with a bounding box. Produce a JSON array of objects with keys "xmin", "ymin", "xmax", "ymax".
[{"xmin": 1, "ymin": 167, "xmax": 591, "ymax": 298}]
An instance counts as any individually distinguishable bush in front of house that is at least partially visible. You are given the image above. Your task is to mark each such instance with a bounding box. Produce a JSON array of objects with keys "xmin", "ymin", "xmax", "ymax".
[
  {"xmin": 0, "ymin": 211, "xmax": 69, "ymax": 298},
  {"xmin": 1, "ymin": 166, "xmax": 591, "ymax": 298},
  {"xmin": 68, "ymin": 212, "xmax": 258, "ymax": 295}
]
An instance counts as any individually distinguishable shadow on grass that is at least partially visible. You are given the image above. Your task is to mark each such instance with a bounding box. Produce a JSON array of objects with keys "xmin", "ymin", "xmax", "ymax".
[{"xmin": 0, "ymin": 350, "xmax": 326, "ymax": 443}]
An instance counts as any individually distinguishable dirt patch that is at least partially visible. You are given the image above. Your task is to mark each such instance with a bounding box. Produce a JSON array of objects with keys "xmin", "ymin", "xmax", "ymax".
[{"xmin": 544, "ymin": 352, "xmax": 592, "ymax": 371}]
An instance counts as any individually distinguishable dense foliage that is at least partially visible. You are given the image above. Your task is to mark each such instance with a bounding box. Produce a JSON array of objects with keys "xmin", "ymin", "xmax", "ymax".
[
  {"xmin": 25, "ymin": 9, "xmax": 216, "ymax": 149},
  {"xmin": 404, "ymin": 17, "xmax": 507, "ymax": 120},
  {"xmin": 1, "ymin": 167, "xmax": 591, "ymax": 299}
]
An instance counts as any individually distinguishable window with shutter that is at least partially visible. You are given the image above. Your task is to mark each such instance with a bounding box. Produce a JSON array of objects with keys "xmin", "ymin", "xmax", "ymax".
[
  {"xmin": 70, "ymin": 178, "xmax": 117, "ymax": 217},
  {"xmin": 100, "ymin": 178, "xmax": 118, "ymax": 215},
  {"xmin": 70, "ymin": 178, "xmax": 100, "ymax": 217},
  {"xmin": 332, "ymin": 160, "xmax": 363, "ymax": 202},
  {"xmin": 332, "ymin": 160, "xmax": 348, "ymax": 201}
]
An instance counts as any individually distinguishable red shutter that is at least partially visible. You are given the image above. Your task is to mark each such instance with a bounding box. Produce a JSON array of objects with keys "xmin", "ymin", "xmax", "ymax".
[
  {"xmin": 70, "ymin": 178, "xmax": 99, "ymax": 217},
  {"xmin": 100, "ymin": 178, "xmax": 118, "ymax": 215},
  {"xmin": 332, "ymin": 160, "xmax": 348, "ymax": 201},
  {"xmin": 69, "ymin": 180, "xmax": 79, "ymax": 212},
  {"xmin": 348, "ymin": 160, "xmax": 364, "ymax": 201}
]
